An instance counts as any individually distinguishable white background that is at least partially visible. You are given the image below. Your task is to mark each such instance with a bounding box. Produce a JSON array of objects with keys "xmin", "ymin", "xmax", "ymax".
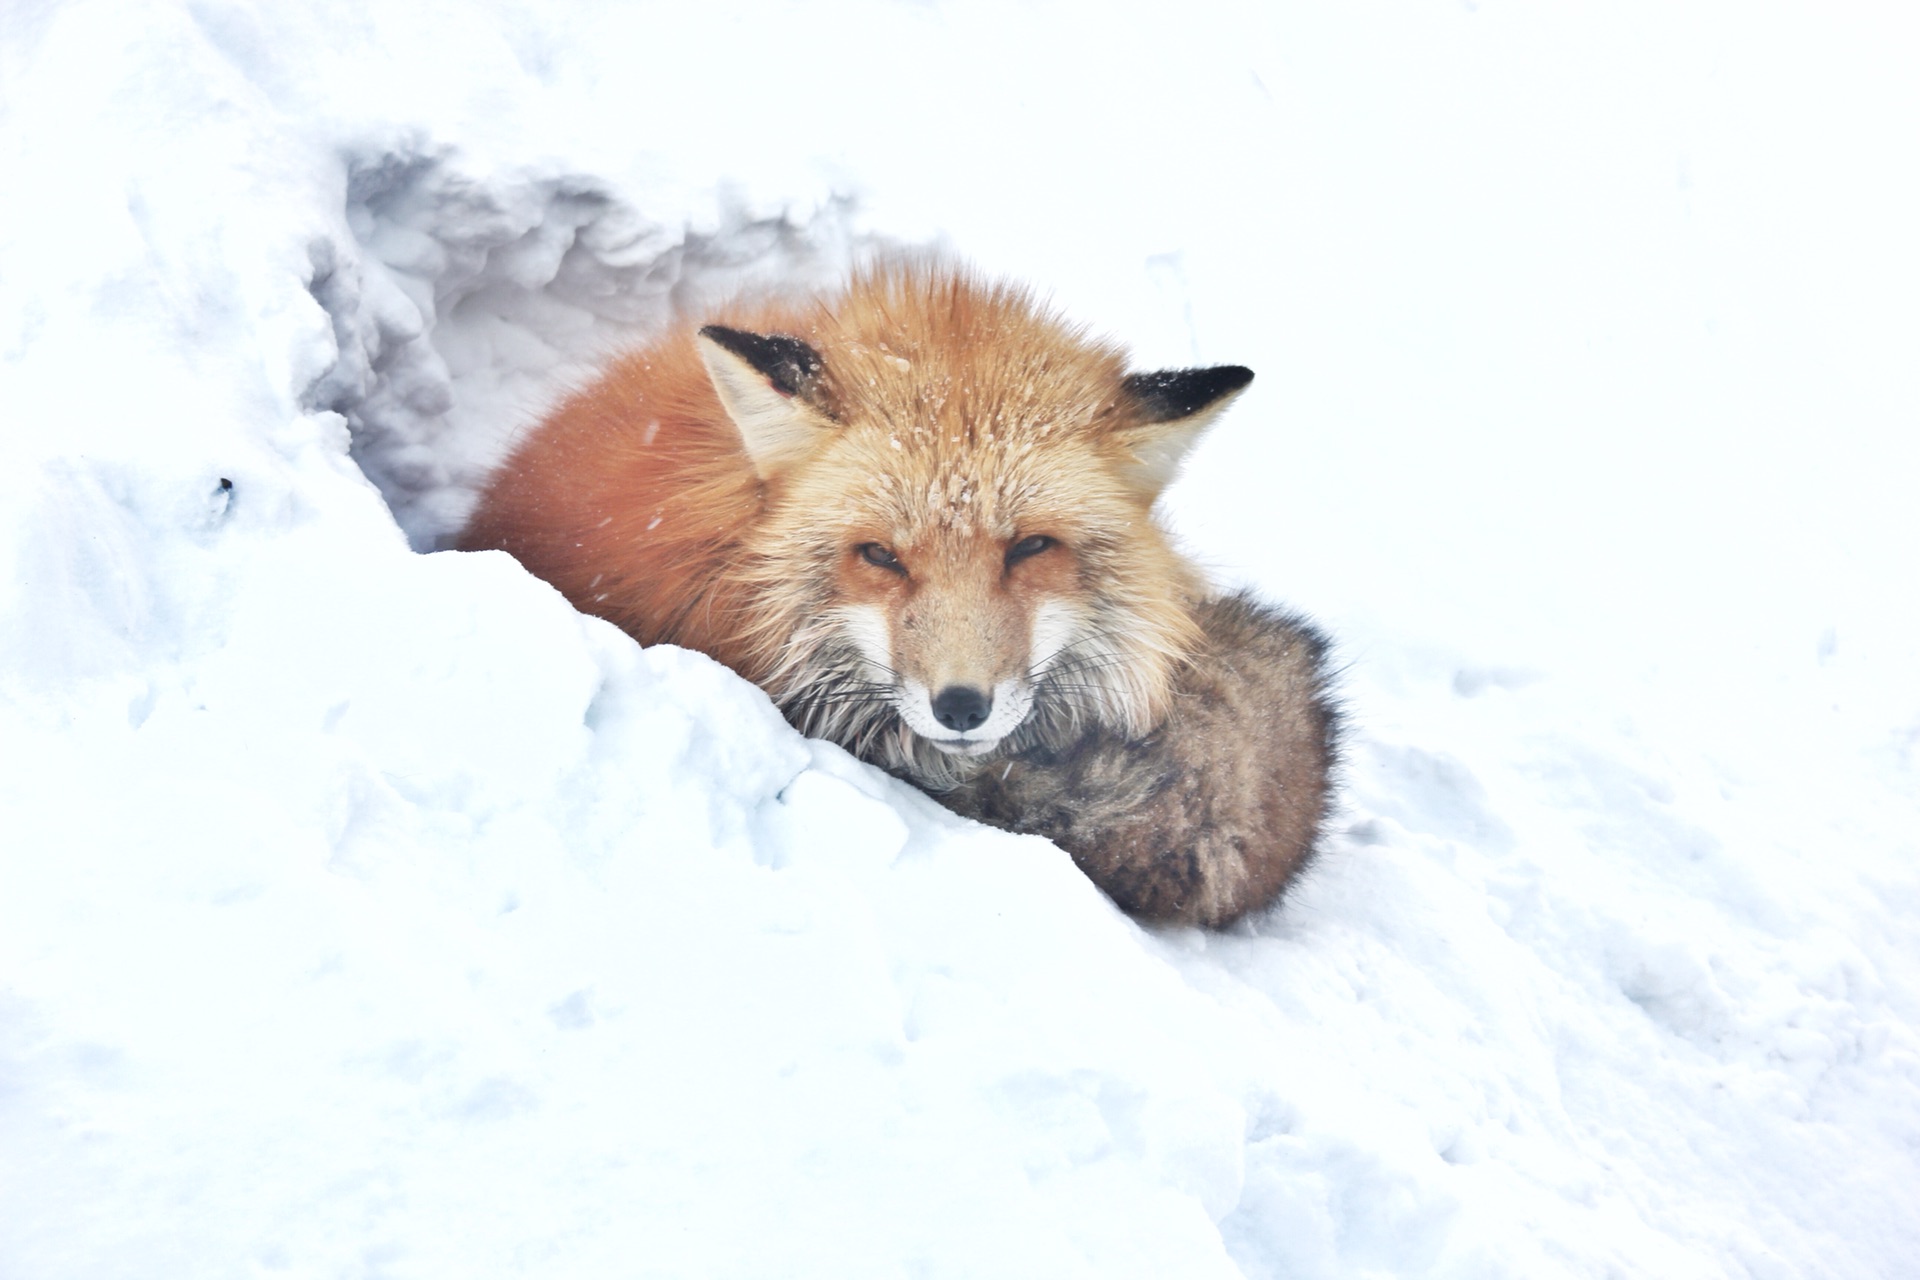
[{"xmin": 2, "ymin": 2, "xmax": 1916, "ymax": 1275}]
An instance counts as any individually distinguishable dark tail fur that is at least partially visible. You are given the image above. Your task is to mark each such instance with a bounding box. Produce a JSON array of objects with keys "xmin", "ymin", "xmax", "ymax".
[{"xmin": 939, "ymin": 592, "xmax": 1341, "ymax": 929}]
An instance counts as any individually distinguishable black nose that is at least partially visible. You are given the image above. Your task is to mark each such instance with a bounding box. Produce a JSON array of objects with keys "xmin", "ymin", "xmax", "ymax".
[{"xmin": 931, "ymin": 685, "xmax": 992, "ymax": 733}]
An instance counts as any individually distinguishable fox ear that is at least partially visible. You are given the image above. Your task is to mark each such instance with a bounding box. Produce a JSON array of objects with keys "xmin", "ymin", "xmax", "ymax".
[
  {"xmin": 1114, "ymin": 365, "xmax": 1254, "ymax": 494},
  {"xmin": 697, "ymin": 325, "xmax": 835, "ymax": 479}
]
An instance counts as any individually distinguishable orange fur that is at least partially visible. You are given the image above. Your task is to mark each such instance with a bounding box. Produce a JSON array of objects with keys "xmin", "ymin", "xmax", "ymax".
[{"xmin": 460, "ymin": 259, "xmax": 1229, "ymax": 784}]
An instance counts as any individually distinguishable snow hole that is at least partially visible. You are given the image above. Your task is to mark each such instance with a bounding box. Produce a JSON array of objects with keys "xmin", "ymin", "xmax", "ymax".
[{"xmin": 300, "ymin": 147, "xmax": 863, "ymax": 550}]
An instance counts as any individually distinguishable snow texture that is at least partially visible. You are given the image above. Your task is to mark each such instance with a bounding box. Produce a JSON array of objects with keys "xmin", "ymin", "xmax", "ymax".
[{"xmin": 2, "ymin": 2, "xmax": 1917, "ymax": 1277}]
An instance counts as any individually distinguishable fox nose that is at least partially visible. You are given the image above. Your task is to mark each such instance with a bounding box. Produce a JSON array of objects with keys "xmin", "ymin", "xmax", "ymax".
[{"xmin": 931, "ymin": 685, "xmax": 992, "ymax": 733}]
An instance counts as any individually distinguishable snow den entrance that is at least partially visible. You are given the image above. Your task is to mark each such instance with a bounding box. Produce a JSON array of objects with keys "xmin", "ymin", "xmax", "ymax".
[{"xmin": 302, "ymin": 149, "xmax": 860, "ymax": 551}]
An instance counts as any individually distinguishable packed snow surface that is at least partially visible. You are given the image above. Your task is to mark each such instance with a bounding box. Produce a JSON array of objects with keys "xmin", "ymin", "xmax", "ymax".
[{"xmin": 3, "ymin": 2, "xmax": 1917, "ymax": 1276}]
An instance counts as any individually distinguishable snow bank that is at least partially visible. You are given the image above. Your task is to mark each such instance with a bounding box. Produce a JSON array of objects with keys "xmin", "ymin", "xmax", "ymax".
[{"xmin": 2, "ymin": 2, "xmax": 1916, "ymax": 1277}]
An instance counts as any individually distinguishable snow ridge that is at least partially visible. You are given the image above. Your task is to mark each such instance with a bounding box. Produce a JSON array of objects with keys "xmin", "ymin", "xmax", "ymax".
[{"xmin": 2, "ymin": 1, "xmax": 1916, "ymax": 1276}]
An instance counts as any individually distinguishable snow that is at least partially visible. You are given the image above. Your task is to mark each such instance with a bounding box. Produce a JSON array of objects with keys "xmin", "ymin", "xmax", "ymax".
[{"xmin": 2, "ymin": 1, "xmax": 1917, "ymax": 1276}]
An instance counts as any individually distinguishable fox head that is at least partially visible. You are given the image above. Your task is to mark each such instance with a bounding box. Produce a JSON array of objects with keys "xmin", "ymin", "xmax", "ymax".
[{"xmin": 699, "ymin": 265, "xmax": 1251, "ymax": 782}]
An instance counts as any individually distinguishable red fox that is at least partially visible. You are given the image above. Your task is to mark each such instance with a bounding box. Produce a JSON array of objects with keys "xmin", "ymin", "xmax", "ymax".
[{"xmin": 460, "ymin": 260, "xmax": 1336, "ymax": 926}]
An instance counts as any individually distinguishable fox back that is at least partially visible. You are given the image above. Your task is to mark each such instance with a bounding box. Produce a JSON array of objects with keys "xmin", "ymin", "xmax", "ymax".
[{"xmin": 460, "ymin": 260, "xmax": 1253, "ymax": 786}]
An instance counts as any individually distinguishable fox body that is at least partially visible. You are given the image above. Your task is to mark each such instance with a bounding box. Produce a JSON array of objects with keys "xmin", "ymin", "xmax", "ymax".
[{"xmin": 461, "ymin": 261, "xmax": 1337, "ymax": 925}]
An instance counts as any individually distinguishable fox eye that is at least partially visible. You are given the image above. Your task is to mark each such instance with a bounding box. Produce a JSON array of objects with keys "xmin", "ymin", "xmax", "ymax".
[
  {"xmin": 857, "ymin": 542, "xmax": 906, "ymax": 574},
  {"xmin": 1006, "ymin": 535, "xmax": 1056, "ymax": 567}
]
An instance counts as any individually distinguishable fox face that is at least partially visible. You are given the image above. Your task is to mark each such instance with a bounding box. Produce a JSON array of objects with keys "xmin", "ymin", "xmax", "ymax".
[
  {"xmin": 831, "ymin": 532, "xmax": 1063, "ymax": 753},
  {"xmin": 696, "ymin": 266, "xmax": 1252, "ymax": 784}
]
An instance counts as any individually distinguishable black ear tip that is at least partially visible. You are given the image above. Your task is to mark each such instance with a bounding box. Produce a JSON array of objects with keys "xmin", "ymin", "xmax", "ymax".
[
  {"xmin": 697, "ymin": 325, "xmax": 825, "ymax": 399},
  {"xmin": 698, "ymin": 323, "xmax": 751, "ymax": 351},
  {"xmin": 1123, "ymin": 364, "xmax": 1256, "ymax": 422}
]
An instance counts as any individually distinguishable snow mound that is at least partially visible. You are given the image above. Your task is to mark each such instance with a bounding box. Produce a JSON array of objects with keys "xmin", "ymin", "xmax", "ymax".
[{"xmin": 2, "ymin": 1, "xmax": 1917, "ymax": 1277}]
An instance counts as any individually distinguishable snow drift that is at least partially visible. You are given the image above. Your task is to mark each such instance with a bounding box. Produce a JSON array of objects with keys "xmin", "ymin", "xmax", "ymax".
[{"xmin": 2, "ymin": 2, "xmax": 1917, "ymax": 1277}]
